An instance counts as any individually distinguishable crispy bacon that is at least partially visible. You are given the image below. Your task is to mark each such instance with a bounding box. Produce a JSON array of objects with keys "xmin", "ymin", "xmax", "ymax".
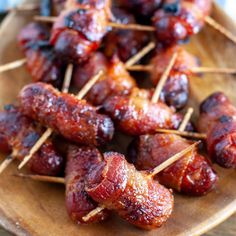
[
  {"xmin": 19, "ymin": 82, "xmax": 114, "ymax": 146},
  {"xmin": 103, "ymin": 91, "xmax": 186, "ymax": 135},
  {"xmin": 198, "ymin": 92, "xmax": 236, "ymax": 168},
  {"xmin": 18, "ymin": 23, "xmax": 64, "ymax": 88},
  {"xmin": 0, "ymin": 105, "xmax": 64, "ymax": 176},
  {"xmin": 129, "ymin": 133, "xmax": 218, "ymax": 196},
  {"xmin": 65, "ymin": 145, "xmax": 109, "ymax": 224},
  {"xmin": 73, "ymin": 54, "xmax": 137, "ymax": 105},
  {"xmin": 86, "ymin": 152, "xmax": 173, "ymax": 229}
]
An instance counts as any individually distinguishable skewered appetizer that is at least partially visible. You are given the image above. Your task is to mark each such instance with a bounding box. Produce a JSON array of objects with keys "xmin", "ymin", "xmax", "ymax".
[
  {"xmin": 128, "ymin": 133, "xmax": 218, "ymax": 196},
  {"xmin": 152, "ymin": 0, "xmax": 213, "ymax": 45},
  {"xmin": 86, "ymin": 151, "xmax": 174, "ymax": 229},
  {"xmin": 73, "ymin": 53, "xmax": 136, "ymax": 105},
  {"xmin": 50, "ymin": 0, "xmax": 112, "ymax": 63},
  {"xmin": 0, "ymin": 105, "xmax": 64, "ymax": 176},
  {"xmin": 198, "ymin": 92, "xmax": 236, "ymax": 168},
  {"xmin": 17, "ymin": 22, "xmax": 64, "ymax": 88},
  {"xmin": 18, "ymin": 82, "xmax": 114, "ymax": 146},
  {"xmin": 119, "ymin": 0, "xmax": 212, "ymax": 45},
  {"xmin": 65, "ymin": 145, "xmax": 109, "ymax": 223},
  {"xmin": 150, "ymin": 45, "xmax": 199, "ymax": 109},
  {"xmin": 103, "ymin": 89, "xmax": 191, "ymax": 135}
]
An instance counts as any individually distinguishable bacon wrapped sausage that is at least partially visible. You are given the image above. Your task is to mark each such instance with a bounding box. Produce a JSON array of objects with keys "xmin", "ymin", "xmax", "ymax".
[
  {"xmin": 152, "ymin": 0, "xmax": 212, "ymax": 45},
  {"xmin": 73, "ymin": 54, "xmax": 136, "ymax": 105},
  {"xmin": 0, "ymin": 105, "xmax": 64, "ymax": 176},
  {"xmin": 86, "ymin": 152, "xmax": 173, "ymax": 229},
  {"xmin": 129, "ymin": 133, "xmax": 218, "ymax": 196},
  {"xmin": 150, "ymin": 45, "xmax": 199, "ymax": 109},
  {"xmin": 50, "ymin": 3, "xmax": 110, "ymax": 63},
  {"xmin": 103, "ymin": 91, "xmax": 187, "ymax": 135},
  {"xmin": 104, "ymin": 7, "xmax": 149, "ymax": 62},
  {"xmin": 17, "ymin": 23, "xmax": 64, "ymax": 88},
  {"xmin": 198, "ymin": 92, "xmax": 236, "ymax": 168},
  {"xmin": 19, "ymin": 82, "xmax": 114, "ymax": 146},
  {"xmin": 65, "ymin": 145, "xmax": 109, "ymax": 224}
]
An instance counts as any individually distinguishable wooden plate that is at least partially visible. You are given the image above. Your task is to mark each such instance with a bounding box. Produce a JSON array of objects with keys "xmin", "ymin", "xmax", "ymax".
[{"xmin": 0, "ymin": 1, "xmax": 236, "ymax": 235}]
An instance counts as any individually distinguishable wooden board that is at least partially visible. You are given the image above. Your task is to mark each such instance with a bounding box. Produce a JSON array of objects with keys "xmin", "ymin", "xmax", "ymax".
[{"xmin": 0, "ymin": 1, "xmax": 236, "ymax": 236}]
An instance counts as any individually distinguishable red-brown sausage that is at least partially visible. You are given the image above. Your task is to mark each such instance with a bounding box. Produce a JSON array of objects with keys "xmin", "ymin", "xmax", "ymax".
[
  {"xmin": 198, "ymin": 92, "xmax": 236, "ymax": 168},
  {"xmin": 86, "ymin": 152, "xmax": 173, "ymax": 230},
  {"xmin": 129, "ymin": 133, "xmax": 218, "ymax": 196},
  {"xmin": 65, "ymin": 145, "xmax": 109, "ymax": 224},
  {"xmin": 0, "ymin": 105, "xmax": 64, "ymax": 176},
  {"xmin": 19, "ymin": 82, "xmax": 114, "ymax": 146}
]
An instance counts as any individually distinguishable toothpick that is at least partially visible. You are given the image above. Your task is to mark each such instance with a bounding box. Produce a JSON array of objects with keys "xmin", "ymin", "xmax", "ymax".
[
  {"xmin": 62, "ymin": 64, "xmax": 74, "ymax": 93},
  {"xmin": 82, "ymin": 205, "xmax": 106, "ymax": 222},
  {"xmin": 148, "ymin": 141, "xmax": 201, "ymax": 178},
  {"xmin": 190, "ymin": 67, "xmax": 236, "ymax": 75},
  {"xmin": 205, "ymin": 16, "xmax": 236, "ymax": 45},
  {"xmin": 108, "ymin": 22, "xmax": 155, "ymax": 32},
  {"xmin": 18, "ymin": 128, "xmax": 53, "ymax": 169},
  {"xmin": 0, "ymin": 59, "xmax": 26, "ymax": 73},
  {"xmin": 151, "ymin": 52, "xmax": 178, "ymax": 103},
  {"xmin": 126, "ymin": 65, "xmax": 153, "ymax": 72},
  {"xmin": 128, "ymin": 65, "xmax": 236, "ymax": 75},
  {"xmin": 76, "ymin": 70, "xmax": 104, "ymax": 99},
  {"xmin": 14, "ymin": 173, "xmax": 65, "ymax": 184},
  {"xmin": 155, "ymin": 129, "xmax": 207, "ymax": 139},
  {"xmin": 34, "ymin": 16, "xmax": 155, "ymax": 32},
  {"xmin": 34, "ymin": 16, "xmax": 57, "ymax": 23},
  {"xmin": 124, "ymin": 42, "xmax": 155, "ymax": 68},
  {"xmin": 178, "ymin": 108, "xmax": 194, "ymax": 132}
]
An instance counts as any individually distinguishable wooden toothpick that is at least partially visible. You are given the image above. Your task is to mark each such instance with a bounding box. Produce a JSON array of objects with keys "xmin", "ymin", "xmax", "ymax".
[
  {"xmin": 148, "ymin": 141, "xmax": 201, "ymax": 178},
  {"xmin": 151, "ymin": 52, "xmax": 178, "ymax": 103}
]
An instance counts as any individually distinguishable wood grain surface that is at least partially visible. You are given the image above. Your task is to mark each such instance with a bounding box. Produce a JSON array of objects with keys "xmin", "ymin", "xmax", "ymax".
[{"xmin": 0, "ymin": 1, "xmax": 236, "ymax": 236}]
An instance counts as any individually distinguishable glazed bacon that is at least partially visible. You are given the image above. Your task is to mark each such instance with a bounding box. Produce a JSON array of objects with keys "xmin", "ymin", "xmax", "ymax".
[
  {"xmin": 150, "ymin": 45, "xmax": 198, "ymax": 109},
  {"xmin": 65, "ymin": 145, "xmax": 109, "ymax": 224},
  {"xmin": 103, "ymin": 90, "xmax": 185, "ymax": 136},
  {"xmin": 0, "ymin": 105, "xmax": 64, "ymax": 176},
  {"xmin": 50, "ymin": 0, "xmax": 110, "ymax": 63},
  {"xmin": 73, "ymin": 53, "xmax": 136, "ymax": 105},
  {"xmin": 19, "ymin": 82, "xmax": 114, "ymax": 146},
  {"xmin": 104, "ymin": 7, "xmax": 149, "ymax": 62},
  {"xmin": 129, "ymin": 133, "xmax": 218, "ymax": 196},
  {"xmin": 152, "ymin": 0, "xmax": 213, "ymax": 45},
  {"xmin": 198, "ymin": 92, "xmax": 236, "ymax": 168},
  {"xmin": 18, "ymin": 23, "xmax": 64, "ymax": 88},
  {"xmin": 86, "ymin": 152, "xmax": 173, "ymax": 229}
]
